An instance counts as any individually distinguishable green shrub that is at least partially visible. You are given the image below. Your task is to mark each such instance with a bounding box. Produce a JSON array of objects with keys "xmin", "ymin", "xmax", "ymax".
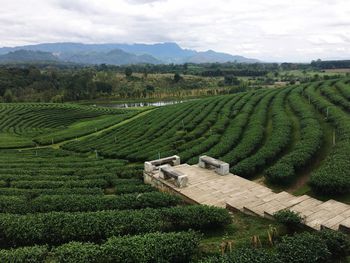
[
  {"xmin": 199, "ymin": 248, "xmax": 279, "ymax": 263},
  {"xmin": 0, "ymin": 187, "xmax": 104, "ymax": 196},
  {"xmin": 26, "ymin": 192, "xmax": 181, "ymax": 213},
  {"xmin": 276, "ymin": 232, "xmax": 331, "ymax": 263},
  {"xmin": 54, "ymin": 231, "xmax": 200, "ymax": 263},
  {"xmin": 264, "ymin": 88, "xmax": 323, "ymax": 186},
  {"xmin": 0, "ymin": 245, "xmax": 48, "ymax": 263},
  {"xmin": 10, "ymin": 179, "xmax": 108, "ymax": 189},
  {"xmin": 101, "ymin": 231, "xmax": 200, "ymax": 263},
  {"xmin": 115, "ymin": 184, "xmax": 156, "ymax": 194},
  {"xmin": 53, "ymin": 242, "xmax": 101, "ymax": 263},
  {"xmin": 0, "ymin": 205, "xmax": 230, "ymax": 246},
  {"xmin": 273, "ymin": 210, "xmax": 303, "ymax": 230},
  {"xmin": 318, "ymin": 229, "xmax": 350, "ymax": 258}
]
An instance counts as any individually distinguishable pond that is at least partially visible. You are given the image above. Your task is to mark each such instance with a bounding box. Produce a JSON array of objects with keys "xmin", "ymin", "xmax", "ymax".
[{"xmin": 96, "ymin": 100, "xmax": 186, "ymax": 108}]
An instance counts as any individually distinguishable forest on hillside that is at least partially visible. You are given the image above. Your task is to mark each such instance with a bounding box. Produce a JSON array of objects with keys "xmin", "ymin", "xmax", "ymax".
[{"xmin": 0, "ymin": 61, "xmax": 347, "ymax": 103}]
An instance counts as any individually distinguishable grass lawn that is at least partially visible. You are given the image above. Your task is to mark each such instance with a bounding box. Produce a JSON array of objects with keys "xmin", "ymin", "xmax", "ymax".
[{"xmin": 199, "ymin": 211, "xmax": 285, "ymax": 257}]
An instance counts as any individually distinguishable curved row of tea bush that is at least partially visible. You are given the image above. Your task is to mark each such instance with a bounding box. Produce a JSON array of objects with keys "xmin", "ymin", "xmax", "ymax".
[
  {"xmin": 222, "ymin": 89, "xmax": 277, "ymax": 166},
  {"xmin": 0, "ymin": 205, "xmax": 231, "ymax": 246},
  {"xmin": 264, "ymin": 86, "xmax": 323, "ymax": 185},
  {"xmin": 199, "ymin": 92, "xmax": 255, "ymax": 159},
  {"xmin": 0, "ymin": 187, "xmax": 104, "ymax": 196},
  {"xmin": 57, "ymin": 80, "xmax": 349, "ymax": 190},
  {"xmin": 0, "ymin": 103, "xmax": 135, "ymax": 148},
  {"xmin": 305, "ymin": 83, "xmax": 350, "ymax": 194},
  {"xmin": 335, "ymin": 79, "xmax": 350, "ymax": 100},
  {"xmin": 126, "ymin": 96, "xmax": 232, "ymax": 161},
  {"xmin": 179, "ymin": 93, "xmax": 250, "ymax": 163},
  {"xmin": 62, "ymin": 99, "xmax": 203, "ymax": 154},
  {"xmin": 0, "ymin": 149, "xmax": 148, "ymax": 197},
  {"xmin": 0, "ymin": 231, "xmax": 200, "ymax": 263},
  {"xmin": 0, "ymin": 192, "xmax": 181, "ymax": 213},
  {"xmin": 320, "ymin": 81, "xmax": 350, "ymax": 111},
  {"xmin": 1, "ymin": 228, "xmax": 348, "ymax": 263},
  {"xmin": 231, "ymin": 88, "xmax": 293, "ymax": 177},
  {"xmin": 34, "ymin": 110, "xmax": 141, "ymax": 145}
]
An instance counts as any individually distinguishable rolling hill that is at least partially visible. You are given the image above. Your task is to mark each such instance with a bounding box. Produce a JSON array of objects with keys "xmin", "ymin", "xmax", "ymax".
[{"xmin": 0, "ymin": 42, "xmax": 258, "ymax": 65}]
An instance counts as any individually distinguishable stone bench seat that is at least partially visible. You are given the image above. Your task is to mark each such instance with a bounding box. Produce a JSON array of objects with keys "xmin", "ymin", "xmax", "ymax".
[
  {"xmin": 144, "ymin": 155, "xmax": 180, "ymax": 173},
  {"xmin": 198, "ymin": 155, "xmax": 229, "ymax": 175},
  {"xmin": 159, "ymin": 164, "xmax": 188, "ymax": 188}
]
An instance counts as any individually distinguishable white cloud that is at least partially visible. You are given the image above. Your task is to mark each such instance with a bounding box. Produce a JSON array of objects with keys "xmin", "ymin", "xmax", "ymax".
[{"xmin": 0, "ymin": 0, "xmax": 349, "ymax": 62}]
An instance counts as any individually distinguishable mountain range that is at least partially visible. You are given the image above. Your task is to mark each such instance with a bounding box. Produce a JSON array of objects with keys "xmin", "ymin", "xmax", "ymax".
[{"xmin": 0, "ymin": 42, "xmax": 259, "ymax": 65}]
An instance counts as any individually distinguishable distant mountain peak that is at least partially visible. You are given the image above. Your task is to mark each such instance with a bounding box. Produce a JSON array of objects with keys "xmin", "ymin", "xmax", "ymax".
[
  {"xmin": 0, "ymin": 49, "xmax": 58, "ymax": 63},
  {"xmin": 0, "ymin": 42, "xmax": 259, "ymax": 65}
]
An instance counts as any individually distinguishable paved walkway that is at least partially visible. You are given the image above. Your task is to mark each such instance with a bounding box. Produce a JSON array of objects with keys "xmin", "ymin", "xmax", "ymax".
[{"xmin": 145, "ymin": 163, "xmax": 350, "ymax": 232}]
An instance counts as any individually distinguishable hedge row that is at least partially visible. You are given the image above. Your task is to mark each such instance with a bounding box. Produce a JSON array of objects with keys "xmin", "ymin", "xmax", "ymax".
[
  {"xmin": 231, "ymin": 88, "xmax": 293, "ymax": 177},
  {"xmin": 222, "ymin": 90, "xmax": 276, "ymax": 166},
  {"xmin": 62, "ymin": 99, "xmax": 200, "ymax": 156},
  {"xmin": 0, "ymin": 187, "xmax": 104, "ymax": 196},
  {"xmin": 0, "ymin": 205, "xmax": 231, "ymax": 246},
  {"xmin": 125, "ymin": 97, "xmax": 228, "ymax": 162},
  {"xmin": 10, "ymin": 179, "xmax": 109, "ymax": 189},
  {"xmin": 0, "ymin": 245, "xmax": 48, "ymax": 263},
  {"xmin": 0, "ymin": 103, "xmax": 126, "ymax": 148},
  {"xmin": 114, "ymin": 184, "xmax": 156, "ymax": 194},
  {"xmin": 0, "ymin": 231, "xmax": 200, "ymax": 263},
  {"xmin": 320, "ymin": 81, "xmax": 350, "ymax": 111},
  {"xmin": 204, "ymin": 92, "xmax": 256, "ymax": 159},
  {"xmin": 34, "ymin": 111, "xmax": 139, "ymax": 145},
  {"xmin": 305, "ymin": 83, "xmax": 350, "ymax": 194},
  {"xmin": 0, "ymin": 174, "xmax": 140, "ymax": 183},
  {"xmin": 335, "ymin": 80, "xmax": 350, "ymax": 100},
  {"xmin": 176, "ymin": 95, "xmax": 242, "ymax": 163},
  {"xmin": 200, "ymin": 230, "xmax": 350, "ymax": 263},
  {"xmin": 264, "ymin": 87, "xmax": 323, "ymax": 185},
  {"xmin": 0, "ymin": 192, "xmax": 181, "ymax": 214}
]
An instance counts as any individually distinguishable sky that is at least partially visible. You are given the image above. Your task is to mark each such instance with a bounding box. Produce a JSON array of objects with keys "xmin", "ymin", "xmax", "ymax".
[{"xmin": 0, "ymin": 0, "xmax": 349, "ymax": 62}]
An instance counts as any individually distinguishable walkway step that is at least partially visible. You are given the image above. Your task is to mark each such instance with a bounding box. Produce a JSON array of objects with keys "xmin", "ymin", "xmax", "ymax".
[{"xmin": 144, "ymin": 162, "xmax": 350, "ymax": 233}]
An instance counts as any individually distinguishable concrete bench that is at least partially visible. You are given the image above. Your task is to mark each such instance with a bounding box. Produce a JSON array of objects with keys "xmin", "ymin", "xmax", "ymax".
[
  {"xmin": 198, "ymin": 155, "xmax": 229, "ymax": 175},
  {"xmin": 144, "ymin": 155, "xmax": 180, "ymax": 173},
  {"xmin": 159, "ymin": 164, "xmax": 188, "ymax": 188}
]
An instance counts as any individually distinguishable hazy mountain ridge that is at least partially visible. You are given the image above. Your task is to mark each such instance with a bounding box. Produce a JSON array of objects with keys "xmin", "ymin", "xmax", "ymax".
[
  {"xmin": 0, "ymin": 42, "xmax": 259, "ymax": 65},
  {"xmin": 0, "ymin": 50, "xmax": 58, "ymax": 63}
]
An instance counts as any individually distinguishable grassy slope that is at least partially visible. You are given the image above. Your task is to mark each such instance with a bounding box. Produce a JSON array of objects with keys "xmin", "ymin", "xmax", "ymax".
[{"xmin": 199, "ymin": 212, "xmax": 285, "ymax": 257}]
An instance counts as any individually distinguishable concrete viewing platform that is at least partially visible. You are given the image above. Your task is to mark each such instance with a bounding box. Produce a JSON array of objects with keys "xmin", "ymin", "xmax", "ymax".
[{"xmin": 144, "ymin": 156, "xmax": 350, "ymax": 233}]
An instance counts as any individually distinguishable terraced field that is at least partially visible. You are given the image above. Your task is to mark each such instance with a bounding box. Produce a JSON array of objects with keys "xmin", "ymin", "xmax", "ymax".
[
  {"xmin": 0, "ymin": 77, "xmax": 349, "ymax": 261},
  {"xmin": 0, "ymin": 103, "xmax": 142, "ymax": 148},
  {"xmin": 0, "ymin": 148, "xmax": 231, "ymax": 261},
  {"xmin": 63, "ymin": 78, "xmax": 350, "ymax": 196}
]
